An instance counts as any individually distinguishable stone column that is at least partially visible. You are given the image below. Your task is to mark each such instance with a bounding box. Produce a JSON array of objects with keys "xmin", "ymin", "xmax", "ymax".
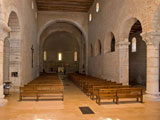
[
  {"xmin": 0, "ymin": 20, "xmax": 11, "ymax": 106},
  {"xmin": 117, "ymin": 39, "xmax": 130, "ymax": 85},
  {"xmin": 142, "ymin": 32, "xmax": 160, "ymax": 96}
]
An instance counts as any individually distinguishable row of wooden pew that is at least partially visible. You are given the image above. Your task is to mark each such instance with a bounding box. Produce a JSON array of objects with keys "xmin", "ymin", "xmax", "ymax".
[
  {"xmin": 19, "ymin": 74, "xmax": 64, "ymax": 101},
  {"xmin": 69, "ymin": 74, "xmax": 143, "ymax": 105}
]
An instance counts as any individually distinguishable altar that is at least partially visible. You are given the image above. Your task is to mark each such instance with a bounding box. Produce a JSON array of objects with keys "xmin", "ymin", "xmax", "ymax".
[{"xmin": 58, "ymin": 67, "xmax": 64, "ymax": 73}]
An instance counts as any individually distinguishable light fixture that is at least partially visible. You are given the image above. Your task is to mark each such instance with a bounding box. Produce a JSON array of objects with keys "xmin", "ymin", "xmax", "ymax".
[{"xmin": 96, "ymin": 2, "xmax": 100, "ymax": 13}]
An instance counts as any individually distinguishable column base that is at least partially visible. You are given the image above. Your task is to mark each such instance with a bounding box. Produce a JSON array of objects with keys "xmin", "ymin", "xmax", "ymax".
[
  {"xmin": 144, "ymin": 92, "xmax": 160, "ymax": 101},
  {"xmin": 0, "ymin": 98, "xmax": 8, "ymax": 107}
]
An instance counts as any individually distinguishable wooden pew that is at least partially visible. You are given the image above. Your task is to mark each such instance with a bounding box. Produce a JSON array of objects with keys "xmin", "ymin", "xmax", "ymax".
[
  {"xmin": 19, "ymin": 86, "xmax": 38, "ymax": 101},
  {"xmin": 90, "ymin": 85, "xmax": 130, "ymax": 99},
  {"xmin": 96, "ymin": 88, "xmax": 143, "ymax": 105},
  {"xmin": 96, "ymin": 89, "xmax": 117, "ymax": 105},
  {"xmin": 116, "ymin": 88, "xmax": 143, "ymax": 104},
  {"xmin": 37, "ymin": 84, "xmax": 64, "ymax": 101},
  {"xmin": 19, "ymin": 74, "xmax": 64, "ymax": 101}
]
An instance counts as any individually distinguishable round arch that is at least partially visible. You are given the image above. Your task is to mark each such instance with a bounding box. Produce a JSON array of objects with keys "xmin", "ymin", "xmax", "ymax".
[
  {"xmin": 104, "ymin": 32, "xmax": 116, "ymax": 53},
  {"xmin": 38, "ymin": 19, "xmax": 87, "ymax": 44},
  {"xmin": 119, "ymin": 16, "xmax": 145, "ymax": 41},
  {"xmin": 117, "ymin": 16, "xmax": 146, "ymax": 86},
  {"xmin": 38, "ymin": 19, "xmax": 88, "ymax": 74},
  {"xmin": 6, "ymin": 5, "xmax": 22, "ymax": 29},
  {"xmin": 40, "ymin": 29, "xmax": 82, "ymax": 50},
  {"xmin": 3, "ymin": 10, "xmax": 22, "ymax": 91}
]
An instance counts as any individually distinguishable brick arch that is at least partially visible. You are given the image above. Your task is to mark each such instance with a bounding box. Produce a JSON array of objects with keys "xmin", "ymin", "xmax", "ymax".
[
  {"xmin": 119, "ymin": 17, "xmax": 143, "ymax": 41},
  {"xmin": 117, "ymin": 0, "xmax": 154, "ymax": 39}
]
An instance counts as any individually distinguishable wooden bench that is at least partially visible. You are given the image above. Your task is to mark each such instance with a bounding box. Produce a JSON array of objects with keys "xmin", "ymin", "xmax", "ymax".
[
  {"xmin": 116, "ymin": 88, "xmax": 143, "ymax": 104},
  {"xmin": 20, "ymin": 85, "xmax": 64, "ymax": 101},
  {"xmin": 20, "ymin": 86, "xmax": 38, "ymax": 101},
  {"xmin": 84, "ymin": 82, "xmax": 122, "ymax": 96},
  {"xmin": 96, "ymin": 88, "xmax": 143, "ymax": 105},
  {"xmin": 19, "ymin": 74, "xmax": 64, "ymax": 101},
  {"xmin": 96, "ymin": 89, "xmax": 117, "ymax": 105},
  {"xmin": 37, "ymin": 85, "xmax": 64, "ymax": 101},
  {"xmin": 90, "ymin": 85, "xmax": 130, "ymax": 99}
]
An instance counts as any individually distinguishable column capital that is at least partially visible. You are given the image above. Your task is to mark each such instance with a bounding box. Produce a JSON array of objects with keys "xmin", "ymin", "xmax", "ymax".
[
  {"xmin": 116, "ymin": 38, "xmax": 130, "ymax": 46},
  {"xmin": 0, "ymin": 20, "xmax": 11, "ymax": 41},
  {"xmin": 141, "ymin": 31, "xmax": 160, "ymax": 46}
]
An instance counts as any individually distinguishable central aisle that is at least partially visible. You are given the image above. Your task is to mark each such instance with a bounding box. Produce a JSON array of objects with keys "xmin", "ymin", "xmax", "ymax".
[{"xmin": 0, "ymin": 75, "xmax": 160, "ymax": 120}]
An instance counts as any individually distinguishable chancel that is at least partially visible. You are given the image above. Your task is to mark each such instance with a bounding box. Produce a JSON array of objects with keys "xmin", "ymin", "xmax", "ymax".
[{"xmin": 0, "ymin": 0, "xmax": 160, "ymax": 120}]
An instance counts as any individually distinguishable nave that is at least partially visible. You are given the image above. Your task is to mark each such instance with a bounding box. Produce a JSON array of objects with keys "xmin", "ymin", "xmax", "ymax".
[{"xmin": 0, "ymin": 75, "xmax": 160, "ymax": 120}]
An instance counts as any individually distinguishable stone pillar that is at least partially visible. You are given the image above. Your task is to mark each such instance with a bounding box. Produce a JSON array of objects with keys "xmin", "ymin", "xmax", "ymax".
[
  {"xmin": 0, "ymin": 20, "xmax": 11, "ymax": 106},
  {"xmin": 117, "ymin": 39, "xmax": 130, "ymax": 85},
  {"xmin": 142, "ymin": 32, "xmax": 160, "ymax": 96}
]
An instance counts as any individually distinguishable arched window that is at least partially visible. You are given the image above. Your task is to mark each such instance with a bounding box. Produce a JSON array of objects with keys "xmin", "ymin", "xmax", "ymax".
[
  {"xmin": 89, "ymin": 13, "xmax": 92, "ymax": 22},
  {"xmin": 111, "ymin": 34, "xmax": 115, "ymax": 52},
  {"xmin": 58, "ymin": 52, "xmax": 62, "ymax": 61},
  {"xmin": 96, "ymin": 2, "xmax": 100, "ymax": 13},
  {"xmin": 43, "ymin": 51, "xmax": 47, "ymax": 61},
  {"xmin": 74, "ymin": 51, "xmax": 78, "ymax": 61},
  {"xmin": 132, "ymin": 37, "xmax": 137, "ymax": 52}
]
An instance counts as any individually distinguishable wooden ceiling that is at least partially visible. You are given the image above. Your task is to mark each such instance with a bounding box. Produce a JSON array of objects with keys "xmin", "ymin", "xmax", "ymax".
[{"xmin": 36, "ymin": 0, "xmax": 94, "ymax": 12}]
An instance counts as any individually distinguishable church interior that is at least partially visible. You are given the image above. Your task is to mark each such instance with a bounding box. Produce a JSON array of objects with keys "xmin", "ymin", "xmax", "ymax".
[{"xmin": 0, "ymin": 0, "xmax": 160, "ymax": 120}]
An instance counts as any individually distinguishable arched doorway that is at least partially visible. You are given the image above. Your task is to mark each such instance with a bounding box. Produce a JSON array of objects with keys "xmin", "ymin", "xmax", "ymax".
[
  {"xmin": 39, "ymin": 21, "xmax": 86, "ymax": 74},
  {"xmin": 3, "ymin": 11, "xmax": 21, "ymax": 92},
  {"xmin": 129, "ymin": 20, "xmax": 146, "ymax": 88}
]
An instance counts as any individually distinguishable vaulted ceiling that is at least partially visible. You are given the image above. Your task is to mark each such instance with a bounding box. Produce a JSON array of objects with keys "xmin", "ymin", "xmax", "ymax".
[{"xmin": 36, "ymin": 0, "xmax": 94, "ymax": 12}]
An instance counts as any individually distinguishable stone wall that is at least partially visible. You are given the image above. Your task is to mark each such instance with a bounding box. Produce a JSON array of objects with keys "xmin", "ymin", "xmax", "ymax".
[
  {"xmin": 43, "ymin": 31, "xmax": 79, "ymax": 73},
  {"xmin": 88, "ymin": 0, "xmax": 160, "ymax": 85},
  {"xmin": 38, "ymin": 11, "xmax": 88, "ymax": 74},
  {"xmin": 2, "ymin": 0, "xmax": 38, "ymax": 89}
]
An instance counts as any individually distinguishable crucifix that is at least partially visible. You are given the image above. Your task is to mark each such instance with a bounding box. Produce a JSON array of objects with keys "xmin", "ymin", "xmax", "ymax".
[{"xmin": 31, "ymin": 45, "xmax": 34, "ymax": 68}]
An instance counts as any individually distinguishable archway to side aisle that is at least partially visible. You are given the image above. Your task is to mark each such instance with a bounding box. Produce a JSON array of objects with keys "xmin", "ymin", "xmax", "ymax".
[
  {"xmin": 39, "ymin": 21, "xmax": 86, "ymax": 74},
  {"xmin": 128, "ymin": 20, "xmax": 146, "ymax": 88},
  {"xmin": 3, "ymin": 11, "xmax": 21, "ymax": 92},
  {"xmin": 152, "ymin": 4, "xmax": 160, "ymax": 94}
]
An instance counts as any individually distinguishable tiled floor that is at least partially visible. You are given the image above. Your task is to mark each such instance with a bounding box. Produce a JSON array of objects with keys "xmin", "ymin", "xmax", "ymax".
[{"xmin": 0, "ymin": 77, "xmax": 160, "ymax": 120}]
